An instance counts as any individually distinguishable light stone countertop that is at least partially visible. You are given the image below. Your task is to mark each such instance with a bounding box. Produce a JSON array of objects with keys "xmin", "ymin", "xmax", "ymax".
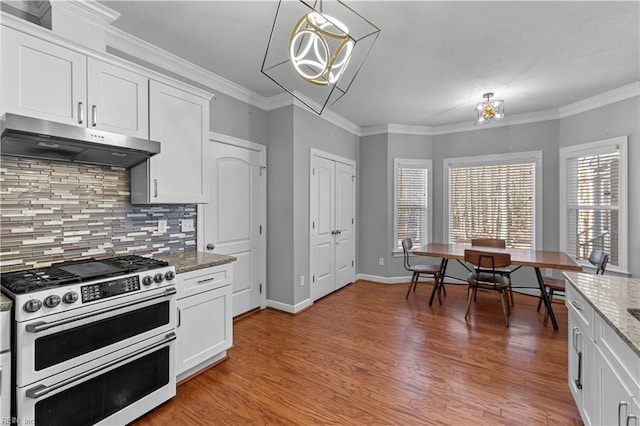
[
  {"xmin": 563, "ymin": 272, "xmax": 640, "ymax": 356},
  {"xmin": 1, "ymin": 293, "xmax": 12, "ymax": 312},
  {"xmin": 154, "ymin": 251, "xmax": 236, "ymax": 275}
]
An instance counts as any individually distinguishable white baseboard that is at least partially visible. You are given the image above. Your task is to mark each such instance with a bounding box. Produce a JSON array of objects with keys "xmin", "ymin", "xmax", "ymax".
[
  {"xmin": 356, "ymin": 273, "xmax": 413, "ymax": 284},
  {"xmin": 266, "ymin": 297, "xmax": 313, "ymax": 314}
]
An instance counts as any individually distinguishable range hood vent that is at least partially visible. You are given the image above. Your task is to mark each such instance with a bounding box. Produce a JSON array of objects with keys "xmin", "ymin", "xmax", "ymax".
[{"xmin": 1, "ymin": 113, "xmax": 160, "ymax": 168}]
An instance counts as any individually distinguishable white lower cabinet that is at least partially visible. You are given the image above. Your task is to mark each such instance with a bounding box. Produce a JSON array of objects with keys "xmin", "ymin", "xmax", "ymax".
[
  {"xmin": 175, "ymin": 264, "xmax": 233, "ymax": 381},
  {"xmin": 566, "ymin": 285, "xmax": 596, "ymax": 425},
  {"xmin": 567, "ymin": 285, "xmax": 640, "ymax": 426}
]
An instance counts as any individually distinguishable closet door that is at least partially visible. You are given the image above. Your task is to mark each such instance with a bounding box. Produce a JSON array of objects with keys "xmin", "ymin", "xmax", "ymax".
[
  {"xmin": 334, "ymin": 161, "xmax": 355, "ymax": 290},
  {"xmin": 310, "ymin": 156, "xmax": 336, "ymax": 301},
  {"xmin": 310, "ymin": 152, "xmax": 356, "ymax": 302}
]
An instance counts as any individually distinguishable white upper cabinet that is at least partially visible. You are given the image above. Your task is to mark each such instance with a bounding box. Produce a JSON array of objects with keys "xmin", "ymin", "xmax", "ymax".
[
  {"xmin": 87, "ymin": 59, "xmax": 148, "ymax": 138},
  {"xmin": 130, "ymin": 81, "xmax": 210, "ymax": 204},
  {"xmin": 1, "ymin": 26, "xmax": 86, "ymax": 125},
  {"xmin": 1, "ymin": 26, "xmax": 148, "ymax": 138}
]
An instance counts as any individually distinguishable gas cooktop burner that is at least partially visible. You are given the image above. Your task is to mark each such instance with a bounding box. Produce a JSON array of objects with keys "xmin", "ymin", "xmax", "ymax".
[{"xmin": 1, "ymin": 255, "xmax": 169, "ymax": 295}]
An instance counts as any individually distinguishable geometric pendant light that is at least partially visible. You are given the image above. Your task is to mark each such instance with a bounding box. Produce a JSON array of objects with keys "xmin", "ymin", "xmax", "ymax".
[{"xmin": 262, "ymin": 0, "xmax": 380, "ymax": 115}]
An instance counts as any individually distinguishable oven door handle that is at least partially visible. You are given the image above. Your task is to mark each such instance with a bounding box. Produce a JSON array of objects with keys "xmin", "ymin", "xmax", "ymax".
[
  {"xmin": 26, "ymin": 331, "xmax": 177, "ymax": 399},
  {"xmin": 26, "ymin": 287, "xmax": 177, "ymax": 333}
]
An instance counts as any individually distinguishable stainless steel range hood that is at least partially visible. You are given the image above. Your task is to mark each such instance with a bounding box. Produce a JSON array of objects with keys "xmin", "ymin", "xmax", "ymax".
[{"xmin": 1, "ymin": 113, "xmax": 160, "ymax": 168}]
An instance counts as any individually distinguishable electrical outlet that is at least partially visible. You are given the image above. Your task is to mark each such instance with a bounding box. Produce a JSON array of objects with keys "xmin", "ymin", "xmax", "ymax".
[
  {"xmin": 378, "ymin": 257, "xmax": 384, "ymax": 266},
  {"xmin": 181, "ymin": 218, "xmax": 194, "ymax": 232},
  {"xmin": 300, "ymin": 275, "xmax": 305, "ymax": 286},
  {"xmin": 158, "ymin": 220, "xmax": 167, "ymax": 234}
]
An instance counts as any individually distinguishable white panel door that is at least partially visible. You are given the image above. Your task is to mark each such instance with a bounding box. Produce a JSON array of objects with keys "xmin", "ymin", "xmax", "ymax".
[
  {"xmin": 204, "ymin": 142, "xmax": 263, "ymax": 316},
  {"xmin": 1, "ymin": 26, "xmax": 86, "ymax": 125},
  {"xmin": 87, "ymin": 59, "xmax": 148, "ymax": 138},
  {"xmin": 334, "ymin": 161, "xmax": 355, "ymax": 289},
  {"xmin": 311, "ymin": 155, "xmax": 336, "ymax": 301}
]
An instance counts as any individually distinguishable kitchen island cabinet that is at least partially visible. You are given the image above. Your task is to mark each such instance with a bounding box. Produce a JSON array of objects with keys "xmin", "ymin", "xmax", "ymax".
[{"xmin": 564, "ymin": 272, "xmax": 640, "ymax": 426}]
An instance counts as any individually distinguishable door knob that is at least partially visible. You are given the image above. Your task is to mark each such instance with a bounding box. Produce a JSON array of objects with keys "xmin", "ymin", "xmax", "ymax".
[{"xmin": 206, "ymin": 243, "xmax": 215, "ymax": 250}]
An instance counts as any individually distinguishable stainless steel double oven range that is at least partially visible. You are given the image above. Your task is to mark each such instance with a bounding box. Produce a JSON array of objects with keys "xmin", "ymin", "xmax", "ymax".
[{"xmin": 0, "ymin": 255, "xmax": 177, "ymax": 425}]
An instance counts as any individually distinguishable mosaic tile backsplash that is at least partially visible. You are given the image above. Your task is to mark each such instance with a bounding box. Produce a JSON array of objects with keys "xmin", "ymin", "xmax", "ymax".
[{"xmin": 0, "ymin": 156, "xmax": 196, "ymax": 272}]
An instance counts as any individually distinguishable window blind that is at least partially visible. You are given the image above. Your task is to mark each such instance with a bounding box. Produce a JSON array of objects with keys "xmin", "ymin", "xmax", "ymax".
[
  {"xmin": 565, "ymin": 150, "xmax": 619, "ymax": 265},
  {"xmin": 448, "ymin": 161, "xmax": 536, "ymax": 249},
  {"xmin": 395, "ymin": 164, "xmax": 429, "ymax": 251}
]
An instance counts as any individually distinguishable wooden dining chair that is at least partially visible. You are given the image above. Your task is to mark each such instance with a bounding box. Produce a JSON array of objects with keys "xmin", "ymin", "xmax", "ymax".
[
  {"xmin": 464, "ymin": 249, "xmax": 512, "ymax": 327},
  {"xmin": 401, "ymin": 237, "xmax": 442, "ymax": 303},
  {"xmin": 471, "ymin": 238, "xmax": 515, "ymax": 306},
  {"xmin": 537, "ymin": 249, "xmax": 609, "ymax": 325}
]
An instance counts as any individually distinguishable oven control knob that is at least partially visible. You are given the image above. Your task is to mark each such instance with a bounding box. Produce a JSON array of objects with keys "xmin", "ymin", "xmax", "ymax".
[
  {"xmin": 44, "ymin": 295, "xmax": 61, "ymax": 308},
  {"xmin": 23, "ymin": 299, "xmax": 42, "ymax": 313},
  {"xmin": 63, "ymin": 291, "xmax": 79, "ymax": 304},
  {"xmin": 142, "ymin": 275, "xmax": 153, "ymax": 286},
  {"xmin": 153, "ymin": 273, "xmax": 164, "ymax": 283},
  {"xmin": 164, "ymin": 271, "xmax": 175, "ymax": 281}
]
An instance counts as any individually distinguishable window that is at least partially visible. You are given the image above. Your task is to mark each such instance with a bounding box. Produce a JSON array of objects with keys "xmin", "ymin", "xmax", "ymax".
[
  {"xmin": 560, "ymin": 137, "xmax": 628, "ymax": 272},
  {"xmin": 444, "ymin": 151, "xmax": 542, "ymax": 249},
  {"xmin": 393, "ymin": 159, "xmax": 432, "ymax": 252}
]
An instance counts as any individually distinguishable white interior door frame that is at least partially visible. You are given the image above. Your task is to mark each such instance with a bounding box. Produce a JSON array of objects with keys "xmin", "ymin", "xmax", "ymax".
[
  {"xmin": 197, "ymin": 131, "xmax": 267, "ymax": 309},
  {"xmin": 309, "ymin": 148, "xmax": 356, "ymax": 302}
]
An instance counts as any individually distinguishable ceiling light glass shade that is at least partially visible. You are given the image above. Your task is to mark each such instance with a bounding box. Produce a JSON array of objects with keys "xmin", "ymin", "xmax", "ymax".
[
  {"xmin": 475, "ymin": 92, "xmax": 505, "ymax": 124},
  {"xmin": 262, "ymin": 0, "xmax": 380, "ymax": 115}
]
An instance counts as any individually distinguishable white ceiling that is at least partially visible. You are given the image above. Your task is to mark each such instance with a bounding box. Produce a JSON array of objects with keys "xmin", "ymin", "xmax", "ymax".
[{"xmin": 99, "ymin": 1, "xmax": 639, "ymax": 128}]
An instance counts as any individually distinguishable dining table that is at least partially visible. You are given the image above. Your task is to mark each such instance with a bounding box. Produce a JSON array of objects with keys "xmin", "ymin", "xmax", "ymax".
[{"xmin": 413, "ymin": 243, "xmax": 583, "ymax": 330}]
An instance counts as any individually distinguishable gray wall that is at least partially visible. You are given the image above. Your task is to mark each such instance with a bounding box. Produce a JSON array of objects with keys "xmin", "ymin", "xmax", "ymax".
[
  {"xmin": 558, "ymin": 97, "xmax": 640, "ymax": 277},
  {"xmin": 264, "ymin": 106, "xmax": 295, "ymax": 305},
  {"xmin": 358, "ymin": 133, "xmax": 389, "ymax": 276},
  {"xmin": 358, "ymin": 97, "xmax": 639, "ymax": 282}
]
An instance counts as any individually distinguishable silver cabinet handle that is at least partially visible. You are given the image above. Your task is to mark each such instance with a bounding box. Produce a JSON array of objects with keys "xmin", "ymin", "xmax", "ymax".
[
  {"xmin": 571, "ymin": 300, "xmax": 584, "ymax": 310},
  {"xmin": 628, "ymin": 414, "xmax": 638, "ymax": 426},
  {"xmin": 572, "ymin": 327, "xmax": 579, "ymax": 350},
  {"xmin": 26, "ymin": 288, "xmax": 176, "ymax": 333},
  {"xmin": 154, "ymin": 179, "xmax": 158, "ymax": 198},
  {"xmin": 177, "ymin": 308, "xmax": 181, "ymax": 328},
  {"xmin": 91, "ymin": 105, "xmax": 97, "ymax": 127},
  {"xmin": 78, "ymin": 102, "xmax": 84, "ymax": 124},
  {"xmin": 197, "ymin": 277, "xmax": 216, "ymax": 285},
  {"xmin": 26, "ymin": 332, "xmax": 176, "ymax": 399},
  {"xmin": 620, "ymin": 401, "xmax": 628, "ymax": 426}
]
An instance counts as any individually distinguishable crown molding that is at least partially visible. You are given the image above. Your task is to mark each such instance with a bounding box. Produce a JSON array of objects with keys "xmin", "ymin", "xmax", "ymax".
[
  {"xmin": 106, "ymin": 26, "xmax": 265, "ymax": 104},
  {"xmin": 54, "ymin": 0, "xmax": 120, "ymax": 26},
  {"xmin": 558, "ymin": 82, "xmax": 640, "ymax": 119},
  {"xmin": 3, "ymin": 0, "xmax": 50, "ymax": 18},
  {"xmin": 430, "ymin": 108, "xmax": 560, "ymax": 136},
  {"xmin": 102, "ymin": 23, "xmax": 638, "ymax": 139}
]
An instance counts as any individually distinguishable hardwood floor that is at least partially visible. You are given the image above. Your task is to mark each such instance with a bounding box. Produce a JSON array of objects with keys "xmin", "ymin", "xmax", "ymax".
[{"xmin": 135, "ymin": 280, "xmax": 582, "ymax": 425}]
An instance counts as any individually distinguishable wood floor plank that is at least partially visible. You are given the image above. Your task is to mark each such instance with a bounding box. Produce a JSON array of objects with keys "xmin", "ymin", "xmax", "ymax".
[{"xmin": 134, "ymin": 280, "xmax": 582, "ymax": 425}]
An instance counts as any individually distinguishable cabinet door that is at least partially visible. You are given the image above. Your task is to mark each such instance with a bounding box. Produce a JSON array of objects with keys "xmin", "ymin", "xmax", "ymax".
[
  {"xmin": 1, "ymin": 26, "xmax": 86, "ymax": 125},
  {"xmin": 597, "ymin": 349, "xmax": 637, "ymax": 426},
  {"xmin": 176, "ymin": 286, "xmax": 232, "ymax": 376},
  {"xmin": 87, "ymin": 59, "xmax": 148, "ymax": 138},
  {"xmin": 147, "ymin": 81, "xmax": 209, "ymax": 203}
]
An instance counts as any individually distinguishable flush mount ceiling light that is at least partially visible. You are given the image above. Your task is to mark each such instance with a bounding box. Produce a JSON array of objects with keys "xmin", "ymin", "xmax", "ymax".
[
  {"xmin": 261, "ymin": 0, "xmax": 380, "ymax": 115},
  {"xmin": 475, "ymin": 92, "xmax": 505, "ymax": 125}
]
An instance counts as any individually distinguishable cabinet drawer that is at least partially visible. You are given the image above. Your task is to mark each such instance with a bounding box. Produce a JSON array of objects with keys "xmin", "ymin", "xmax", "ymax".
[
  {"xmin": 566, "ymin": 284, "xmax": 595, "ymax": 340},
  {"xmin": 177, "ymin": 264, "xmax": 233, "ymax": 299},
  {"xmin": 596, "ymin": 315, "xmax": 640, "ymax": 395}
]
